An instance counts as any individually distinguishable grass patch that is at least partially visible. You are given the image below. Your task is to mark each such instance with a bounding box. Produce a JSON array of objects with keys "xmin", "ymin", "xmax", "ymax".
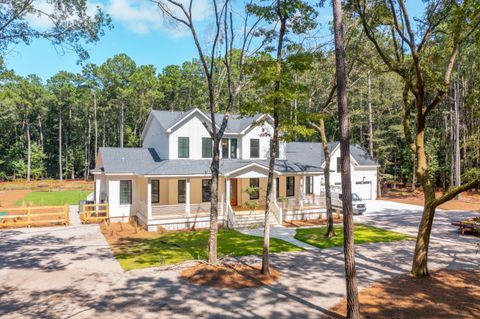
[
  {"xmin": 294, "ymin": 224, "xmax": 413, "ymax": 249},
  {"xmin": 110, "ymin": 229, "xmax": 303, "ymax": 271},
  {"xmin": 15, "ymin": 190, "xmax": 91, "ymax": 206}
]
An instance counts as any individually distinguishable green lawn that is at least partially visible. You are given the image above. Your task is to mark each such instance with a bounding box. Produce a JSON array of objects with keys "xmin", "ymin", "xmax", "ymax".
[
  {"xmin": 16, "ymin": 190, "xmax": 91, "ymax": 206},
  {"xmin": 112, "ymin": 229, "xmax": 303, "ymax": 271},
  {"xmin": 294, "ymin": 224, "xmax": 413, "ymax": 249}
]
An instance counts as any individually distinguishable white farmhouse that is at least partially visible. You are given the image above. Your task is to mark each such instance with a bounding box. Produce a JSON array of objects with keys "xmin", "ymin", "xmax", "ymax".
[{"xmin": 92, "ymin": 108, "xmax": 378, "ymax": 231}]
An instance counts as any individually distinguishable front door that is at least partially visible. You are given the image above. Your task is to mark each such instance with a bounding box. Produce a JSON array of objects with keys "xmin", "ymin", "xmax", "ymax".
[{"xmin": 230, "ymin": 178, "xmax": 238, "ymax": 206}]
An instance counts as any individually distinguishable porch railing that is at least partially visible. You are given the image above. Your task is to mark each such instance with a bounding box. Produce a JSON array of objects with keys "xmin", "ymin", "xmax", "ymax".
[
  {"xmin": 226, "ymin": 203, "xmax": 237, "ymax": 228},
  {"xmin": 282, "ymin": 194, "xmax": 326, "ymax": 211},
  {"xmin": 271, "ymin": 200, "xmax": 282, "ymax": 224}
]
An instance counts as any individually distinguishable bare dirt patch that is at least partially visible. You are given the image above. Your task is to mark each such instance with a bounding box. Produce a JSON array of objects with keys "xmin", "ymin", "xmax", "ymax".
[
  {"xmin": 283, "ymin": 216, "xmax": 343, "ymax": 228},
  {"xmin": 180, "ymin": 262, "xmax": 281, "ymax": 289},
  {"xmin": 328, "ymin": 269, "xmax": 480, "ymax": 319},
  {"xmin": 0, "ymin": 179, "xmax": 93, "ymax": 191},
  {"xmin": 0, "ymin": 190, "xmax": 32, "ymax": 207},
  {"xmin": 382, "ymin": 188, "xmax": 480, "ymax": 211}
]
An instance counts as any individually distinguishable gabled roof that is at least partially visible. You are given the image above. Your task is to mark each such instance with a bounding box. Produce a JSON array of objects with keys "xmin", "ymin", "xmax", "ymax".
[
  {"xmin": 285, "ymin": 142, "xmax": 377, "ymax": 167},
  {"xmin": 142, "ymin": 108, "xmax": 265, "ymax": 138},
  {"xmin": 96, "ymin": 147, "xmax": 324, "ymax": 176}
]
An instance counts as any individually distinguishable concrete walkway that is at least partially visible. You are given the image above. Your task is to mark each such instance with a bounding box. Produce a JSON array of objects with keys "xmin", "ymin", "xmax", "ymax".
[
  {"xmin": 0, "ymin": 201, "xmax": 478, "ymax": 318},
  {"xmin": 239, "ymin": 225, "xmax": 321, "ymax": 250}
]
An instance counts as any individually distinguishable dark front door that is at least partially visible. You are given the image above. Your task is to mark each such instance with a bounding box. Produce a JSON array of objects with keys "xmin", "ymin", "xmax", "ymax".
[{"xmin": 230, "ymin": 178, "xmax": 238, "ymax": 206}]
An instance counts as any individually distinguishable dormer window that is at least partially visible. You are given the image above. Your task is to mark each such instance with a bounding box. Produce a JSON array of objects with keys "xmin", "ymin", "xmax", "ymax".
[
  {"xmin": 178, "ymin": 137, "xmax": 189, "ymax": 158},
  {"xmin": 250, "ymin": 139, "xmax": 260, "ymax": 158}
]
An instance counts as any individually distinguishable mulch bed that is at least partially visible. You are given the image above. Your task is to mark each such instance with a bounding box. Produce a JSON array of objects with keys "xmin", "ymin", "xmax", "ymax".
[
  {"xmin": 328, "ymin": 269, "xmax": 480, "ymax": 319},
  {"xmin": 180, "ymin": 262, "xmax": 281, "ymax": 289},
  {"xmin": 283, "ymin": 217, "xmax": 343, "ymax": 228}
]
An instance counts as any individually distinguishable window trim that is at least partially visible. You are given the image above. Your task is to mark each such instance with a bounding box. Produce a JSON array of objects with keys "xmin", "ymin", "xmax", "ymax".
[
  {"xmin": 230, "ymin": 138, "xmax": 238, "ymax": 159},
  {"xmin": 178, "ymin": 137, "xmax": 190, "ymax": 158},
  {"xmin": 202, "ymin": 137, "xmax": 212, "ymax": 158},
  {"xmin": 305, "ymin": 176, "xmax": 314, "ymax": 194},
  {"xmin": 249, "ymin": 178, "xmax": 260, "ymax": 200},
  {"xmin": 250, "ymin": 138, "xmax": 260, "ymax": 158},
  {"xmin": 119, "ymin": 180, "xmax": 132, "ymax": 205},
  {"xmin": 151, "ymin": 179, "xmax": 159, "ymax": 204},
  {"xmin": 286, "ymin": 176, "xmax": 295, "ymax": 197}
]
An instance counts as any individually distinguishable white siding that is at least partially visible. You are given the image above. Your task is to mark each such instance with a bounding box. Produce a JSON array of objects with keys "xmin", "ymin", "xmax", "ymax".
[
  {"xmin": 241, "ymin": 124, "xmax": 272, "ymax": 159},
  {"xmin": 169, "ymin": 114, "xmax": 212, "ymax": 159},
  {"xmin": 312, "ymin": 146, "xmax": 378, "ymax": 200}
]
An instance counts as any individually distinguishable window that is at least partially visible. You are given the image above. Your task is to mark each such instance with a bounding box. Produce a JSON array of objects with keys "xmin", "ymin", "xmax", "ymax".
[
  {"xmin": 178, "ymin": 137, "xmax": 189, "ymax": 158},
  {"xmin": 151, "ymin": 180, "xmax": 159, "ymax": 203},
  {"xmin": 249, "ymin": 178, "xmax": 259, "ymax": 200},
  {"xmin": 250, "ymin": 139, "xmax": 260, "ymax": 158},
  {"xmin": 178, "ymin": 180, "xmax": 186, "ymax": 203},
  {"xmin": 305, "ymin": 176, "xmax": 314, "ymax": 194},
  {"xmin": 230, "ymin": 139, "xmax": 238, "ymax": 159},
  {"xmin": 222, "ymin": 138, "xmax": 229, "ymax": 158},
  {"xmin": 202, "ymin": 137, "xmax": 212, "ymax": 158},
  {"xmin": 221, "ymin": 138, "xmax": 238, "ymax": 159},
  {"xmin": 119, "ymin": 180, "xmax": 132, "ymax": 205},
  {"xmin": 336, "ymin": 157, "xmax": 341, "ymax": 173},
  {"xmin": 276, "ymin": 177, "xmax": 280, "ymax": 198},
  {"xmin": 286, "ymin": 176, "xmax": 295, "ymax": 197},
  {"xmin": 202, "ymin": 179, "xmax": 212, "ymax": 202}
]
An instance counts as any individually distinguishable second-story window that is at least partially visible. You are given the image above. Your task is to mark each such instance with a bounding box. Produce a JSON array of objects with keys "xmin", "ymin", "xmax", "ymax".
[
  {"xmin": 202, "ymin": 137, "xmax": 212, "ymax": 158},
  {"xmin": 178, "ymin": 137, "xmax": 189, "ymax": 158},
  {"xmin": 336, "ymin": 157, "xmax": 341, "ymax": 173},
  {"xmin": 221, "ymin": 138, "xmax": 238, "ymax": 159},
  {"xmin": 222, "ymin": 139, "xmax": 229, "ymax": 158},
  {"xmin": 230, "ymin": 139, "xmax": 237, "ymax": 159},
  {"xmin": 250, "ymin": 139, "xmax": 260, "ymax": 158}
]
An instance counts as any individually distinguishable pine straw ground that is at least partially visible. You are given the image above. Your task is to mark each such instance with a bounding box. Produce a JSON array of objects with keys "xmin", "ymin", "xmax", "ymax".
[
  {"xmin": 180, "ymin": 262, "xmax": 281, "ymax": 289},
  {"xmin": 328, "ymin": 270, "xmax": 480, "ymax": 319}
]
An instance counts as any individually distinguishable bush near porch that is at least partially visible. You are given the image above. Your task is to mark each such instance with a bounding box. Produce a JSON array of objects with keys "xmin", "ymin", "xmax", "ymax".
[
  {"xmin": 294, "ymin": 224, "xmax": 413, "ymax": 249},
  {"xmin": 105, "ymin": 227, "xmax": 303, "ymax": 271}
]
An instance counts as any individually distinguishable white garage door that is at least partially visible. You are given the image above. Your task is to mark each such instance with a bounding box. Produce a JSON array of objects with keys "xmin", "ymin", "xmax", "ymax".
[{"xmin": 353, "ymin": 181, "xmax": 372, "ymax": 200}]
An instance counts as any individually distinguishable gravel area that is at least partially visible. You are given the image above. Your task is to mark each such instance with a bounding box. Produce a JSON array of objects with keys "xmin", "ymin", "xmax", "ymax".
[{"xmin": 0, "ymin": 201, "xmax": 478, "ymax": 319}]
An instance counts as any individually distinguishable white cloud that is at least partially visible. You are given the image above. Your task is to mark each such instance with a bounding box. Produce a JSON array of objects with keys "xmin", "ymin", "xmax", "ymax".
[{"xmin": 106, "ymin": 0, "xmax": 211, "ymax": 36}]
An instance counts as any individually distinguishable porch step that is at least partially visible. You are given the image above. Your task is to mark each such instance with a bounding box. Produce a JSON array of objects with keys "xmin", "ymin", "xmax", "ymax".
[{"xmin": 234, "ymin": 212, "xmax": 279, "ymax": 228}]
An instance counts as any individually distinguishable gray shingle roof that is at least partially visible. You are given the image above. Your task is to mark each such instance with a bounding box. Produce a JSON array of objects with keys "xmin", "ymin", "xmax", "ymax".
[
  {"xmin": 285, "ymin": 142, "xmax": 377, "ymax": 166},
  {"xmin": 97, "ymin": 147, "xmax": 325, "ymax": 176},
  {"xmin": 150, "ymin": 108, "xmax": 264, "ymax": 134}
]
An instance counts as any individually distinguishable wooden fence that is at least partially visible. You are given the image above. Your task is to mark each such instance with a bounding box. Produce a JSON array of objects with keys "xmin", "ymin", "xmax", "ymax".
[
  {"xmin": 0, "ymin": 205, "xmax": 69, "ymax": 228},
  {"xmin": 80, "ymin": 203, "xmax": 109, "ymax": 224}
]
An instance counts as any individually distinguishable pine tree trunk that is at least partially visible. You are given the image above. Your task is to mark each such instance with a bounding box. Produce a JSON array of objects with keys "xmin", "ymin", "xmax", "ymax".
[
  {"xmin": 59, "ymin": 111, "xmax": 63, "ymax": 181},
  {"xmin": 367, "ymin": 70, "xmax": 373, "ymax": 158},
  {"xmin": 93, "ymin": 91, "xmax": 98, "ymax": 155},
  {"xmin": 332, "ymin": 0, "xmax": 361, "ymax": 317},
  {"xmin": 38, "ymin": 116, "xmax": 44, "ymax": 150},
  {"xmin": 319, "ymin": 118, "xmax": 335, "ymax": 237},
  {"xmin": 454, "ymin": 75, "xmax": 461, "ymax": 198},
  {"xmin": 119, "ymin": 101, "xmax": 125, "ymax": 148},
  {"xmin": 26, "ymin": 119, "xmax": 31, "ymax": 182}
]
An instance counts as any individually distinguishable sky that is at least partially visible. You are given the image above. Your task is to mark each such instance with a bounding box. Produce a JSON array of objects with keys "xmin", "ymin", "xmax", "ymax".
[{"xmin": 3, "ymin": 0, "xmax": 423, "ymax": 81}]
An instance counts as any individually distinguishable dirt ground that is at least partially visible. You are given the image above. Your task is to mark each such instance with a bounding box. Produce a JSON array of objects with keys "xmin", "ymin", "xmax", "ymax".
[
  {"xmin": 329, "ymin": 269, "xmax": 480, "ymax": 319},
  {"xmin": 382, "ymin": 188, "xmax": 480, "ymax": 211},
  {"xmin": 283, "ymin": 216, "xmax": 343, "ymax": 227},
  {"xmin": 0, "ymin": 179, "xmax": 93, "ymax": 191},
  {"xmin": 180, "ymin": 262, "xmax": 281, "ymax": 289},
  {"xmin": 0, "ymin": 190, "xmax": 32, "ymax": 207}
]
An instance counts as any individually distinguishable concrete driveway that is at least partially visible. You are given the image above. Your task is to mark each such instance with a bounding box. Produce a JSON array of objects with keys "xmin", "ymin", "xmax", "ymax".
[{"xmin": 0, "ymin": 201, "xmax": 478, "ymax": 319}]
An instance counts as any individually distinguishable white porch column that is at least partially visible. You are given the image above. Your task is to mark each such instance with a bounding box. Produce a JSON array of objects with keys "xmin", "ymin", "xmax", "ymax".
[
  {"xmin": 185, "ymin": 178, "xmax": 191, "ymax": 216},
  {"xmin": 147, "ymin": 178, "xmax": 152, "ymax": 221},
  {"xmin": 225, "ymin": 178, "xmax": 231, "ymax": 207},
  {"xmin": 220, "ymin": 179, "xmax": 224, "ymax": 217},
  {"xmin": 272, "ymin": 177, "xmax": 277, "ymax": 200},
  {"xmin": 94, "ymin": 177, "xmax": 101, "ymax": 204},
  {"xmin": 300, "ymin": 176, "xmax": 305, "ymax": 209}
]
